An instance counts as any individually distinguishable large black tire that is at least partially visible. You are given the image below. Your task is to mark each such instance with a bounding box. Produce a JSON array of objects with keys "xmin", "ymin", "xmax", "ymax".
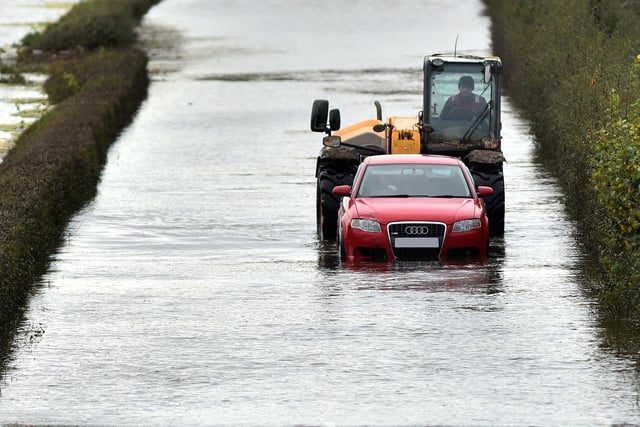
[
  {"xmin": 471, "ymin": 168, "xmax": 505, "ymax": 236},
  {"xmin": 316, "ymin": 166, "xmax": 354, "ymax": 240}
]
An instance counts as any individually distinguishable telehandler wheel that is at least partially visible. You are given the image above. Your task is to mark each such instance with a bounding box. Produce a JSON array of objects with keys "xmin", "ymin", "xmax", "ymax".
[
  {"xmin": 316, "ymin": 167, "xmax": 354, "ymax": 240},
  {"xmin": 471, "ymin": 169, "xmax": 505, "ymax": 236}
]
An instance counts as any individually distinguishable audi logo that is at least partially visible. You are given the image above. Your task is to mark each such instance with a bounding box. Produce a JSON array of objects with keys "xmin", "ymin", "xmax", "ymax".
[{"xmin": 404, "ymin": 225, "xmax": 430, "ymax": 235}]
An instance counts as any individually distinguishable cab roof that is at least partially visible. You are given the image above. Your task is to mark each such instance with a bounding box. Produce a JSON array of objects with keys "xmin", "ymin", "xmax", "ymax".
[
  {"xmin": 364, "ymin": 154, "xmax": 463, "ymax": 166},
  {"xmin": 426, "ymin": 53, "xmax": 502, "ymax": 64}
]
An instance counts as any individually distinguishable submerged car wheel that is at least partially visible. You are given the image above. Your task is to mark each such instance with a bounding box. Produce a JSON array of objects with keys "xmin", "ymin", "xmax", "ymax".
[
  {"xmin": 316, "ymin": 167, "xmax": 354, "ymax": 240},
  {"xmin": 338, "ymin": 229, "xmax": 347, "ymax": 261}
]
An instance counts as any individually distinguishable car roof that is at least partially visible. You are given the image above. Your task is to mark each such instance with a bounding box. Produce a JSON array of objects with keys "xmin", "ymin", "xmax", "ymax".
[{"xmin": 364, "ymin": 154, "xmax": 462, "ymax": 166}]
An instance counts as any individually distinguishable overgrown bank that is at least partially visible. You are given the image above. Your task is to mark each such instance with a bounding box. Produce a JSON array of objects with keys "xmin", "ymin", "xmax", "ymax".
[
  {"xmin": 483, "ymin": 1, "xmax": 640, "ymax": 318},
  {"xmin": 0, "ymin": 0, "xmax": 160, "ymax": 349}
]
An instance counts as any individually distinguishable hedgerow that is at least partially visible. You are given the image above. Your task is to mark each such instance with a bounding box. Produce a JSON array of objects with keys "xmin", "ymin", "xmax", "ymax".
[
  {"xmin": 0, "ymin": 0, "xmax": 160, "ymax": 359},
  {"xmin": 588, "ymin": 61, "xmax": 640, "ymax": 309},
  {"xmin": 22, "ymin": 0, "xmax": 159, "ymax": 51},
  {"xmin": 483, "ymin": 0, "xmax": 640, "ymax": 318}
]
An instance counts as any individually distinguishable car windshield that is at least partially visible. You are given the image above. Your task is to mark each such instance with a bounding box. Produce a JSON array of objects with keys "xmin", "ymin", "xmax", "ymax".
[{"xmin": 356, "ymin": 164, "xmax": 471, "ymax": 198}]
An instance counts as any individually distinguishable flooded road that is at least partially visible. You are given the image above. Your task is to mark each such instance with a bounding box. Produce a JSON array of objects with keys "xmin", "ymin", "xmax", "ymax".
[{"xmin": 1, "ymin": 0, "xmax": 640, "ymax": 425}]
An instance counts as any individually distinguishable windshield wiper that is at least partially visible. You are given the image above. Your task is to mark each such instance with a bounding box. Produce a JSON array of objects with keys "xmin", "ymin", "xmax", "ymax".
[{"xmin": 461, "ymin": 100, "xmax": 492, "ymax": 143}]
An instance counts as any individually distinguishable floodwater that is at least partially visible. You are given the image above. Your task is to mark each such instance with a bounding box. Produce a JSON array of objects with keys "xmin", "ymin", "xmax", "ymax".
[{"xmin": 1, "ymin": 0, "xmax": 640, "ymax": 425}]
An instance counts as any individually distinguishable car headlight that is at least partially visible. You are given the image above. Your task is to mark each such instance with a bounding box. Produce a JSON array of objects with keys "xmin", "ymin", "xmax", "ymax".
[
  {"xmin": 452, "ymin": 219, "xmax": 482, "ymax": 232},
  {"xmin": 351, "ymin": 218, "xmax": 381, "ymax": 233}
]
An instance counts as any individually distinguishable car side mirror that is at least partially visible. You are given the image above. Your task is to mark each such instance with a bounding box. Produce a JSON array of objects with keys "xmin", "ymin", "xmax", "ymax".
[
  {"xmin": 332, "ymin": 185, "xmax": 351, "ymax": 197},
  {"xmin": 477, "ymin": 185, "xmax": 494, "ymax": 197}
]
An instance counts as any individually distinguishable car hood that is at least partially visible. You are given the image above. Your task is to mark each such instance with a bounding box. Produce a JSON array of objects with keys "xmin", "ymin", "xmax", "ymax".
[{"xmin": 353, "ymin": 197, "xmax": 481, "ymax": 224}]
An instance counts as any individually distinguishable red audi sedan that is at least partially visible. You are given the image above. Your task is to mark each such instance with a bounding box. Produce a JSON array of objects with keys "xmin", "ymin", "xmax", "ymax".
[{"xmin": 332, "ymin": 154, "xmax": 494, "ymax": 261}]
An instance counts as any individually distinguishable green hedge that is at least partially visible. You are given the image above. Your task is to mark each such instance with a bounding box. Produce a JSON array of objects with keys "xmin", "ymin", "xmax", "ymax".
[
  {"xmin": 484, "ymin": 0, "xmax": 640, "ymax": 318},
  {"xmin": 0, "ymin": 48, "xmax": 149, "ymax": 329},
  {"xmin": 0, "ymin": 0, "xmax": 159, "ymax": 354},
  {"xmin": 22, "ymin": 0, "xmax": 160, "ymax": 51}
]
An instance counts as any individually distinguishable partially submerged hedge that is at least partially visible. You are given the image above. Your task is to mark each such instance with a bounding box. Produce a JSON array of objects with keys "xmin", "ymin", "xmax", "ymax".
[
  {"xmin": 0, "ymin": 49, "xmax": 149, "ymax": 326},
  {"xmin": 22, "ymin": 0, "xmax": 159, "ymax": 51},
  {"xmin": 0, "ymin": 0, "xmax": 159, "ymax": 348},
  {"xmin": 483, "ymin": 0, "xmax": 640, "ymax": 318}
]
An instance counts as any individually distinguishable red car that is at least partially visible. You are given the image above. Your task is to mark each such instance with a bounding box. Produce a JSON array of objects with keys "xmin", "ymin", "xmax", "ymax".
[{"xmin": 332, "ymin": 154, "xmax": 494, "ymax": 261}]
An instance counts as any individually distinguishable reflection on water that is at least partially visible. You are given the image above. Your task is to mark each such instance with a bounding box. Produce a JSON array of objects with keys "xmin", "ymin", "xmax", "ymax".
[
  {"xmin": 0, "ymin": 0, "xmax": 639, "ymax": 425},
  {"xmin": 319, "ymin": 243, "xmax": 504, "ymax": 292}
]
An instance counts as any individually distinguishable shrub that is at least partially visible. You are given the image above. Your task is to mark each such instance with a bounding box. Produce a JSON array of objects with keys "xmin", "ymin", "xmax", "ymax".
[
  {"xmin": 23, "ymin": 0, "xmax": 160, "ymax": 52},
  {"xmin": 0, "ymin": 48, "xmax": 149, "ymax": 331}
]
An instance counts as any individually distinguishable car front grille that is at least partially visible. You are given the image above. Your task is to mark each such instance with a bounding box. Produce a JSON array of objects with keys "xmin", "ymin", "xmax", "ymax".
[{"xmin": 388, "ymin": 222, "xmax": 446, "ymax": 260}]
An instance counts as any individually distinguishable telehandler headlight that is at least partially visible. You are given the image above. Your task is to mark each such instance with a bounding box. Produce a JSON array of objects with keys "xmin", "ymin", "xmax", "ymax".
[{"xmin": 322, "ymin": 136, "xmax": 341, "ymax": 148}]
